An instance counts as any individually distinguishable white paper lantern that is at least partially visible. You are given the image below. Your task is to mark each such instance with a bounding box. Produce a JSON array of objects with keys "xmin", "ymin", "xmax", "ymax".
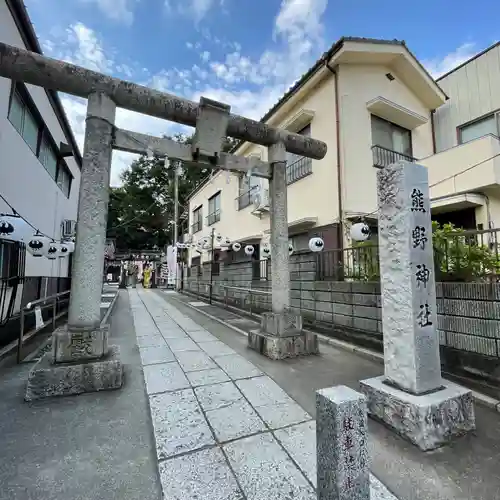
[
  {"xmin": 309, "ymin": 237, "xmax": 324, "ymax": 253},
  {"xmin": 224, "ymin": 237, "xmax": 231, "ymax": 245},
  {"xmin": 0, "ymin": 214, "xmax": 32, "ymax": 242},
  {"xmin": 46, "ymin": 242, "xmax": 59, "ymax": 260},
  {"xmin": 215, "ymin": 233, "xmax": 223, "ymax": 243},
  {"xmin": 350, "ymin": 222, "xmax": 371, "ymax": 242},
  {"xmin": 262, "ymin": 244, "xmax": 271, "ymax": 257},
  {"xmin": 244, "ymin": 245, "xmax": 255, "ymax": 256},
  {"xmin": 288, "ymin": 243, "xmax": 294, "ymax": 255},
  {"xmin": 26, "ymin": 234, "xmax": 51, "ymax": 257},
  {"xmin": 232, "ymin": 242, "xmax": 241, "ymax": 252},
  {"xmin": 63, "ymin": 241, "xmax": 75, "ymax": 253},
  {"xmin": 58, "ymin": 242, "xmax": 71, "ymax": 257}
]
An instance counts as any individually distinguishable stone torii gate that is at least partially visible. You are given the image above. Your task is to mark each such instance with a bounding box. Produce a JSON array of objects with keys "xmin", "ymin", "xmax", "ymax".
[{"xmin": 0, "ymin": 43, "xmax": 327, "ymax": 399}]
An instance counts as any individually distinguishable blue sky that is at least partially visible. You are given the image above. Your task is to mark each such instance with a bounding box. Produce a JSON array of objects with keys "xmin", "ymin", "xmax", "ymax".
[{"xmin": 24, "ymin": 0, "xmax": 499, "ymax": 185}]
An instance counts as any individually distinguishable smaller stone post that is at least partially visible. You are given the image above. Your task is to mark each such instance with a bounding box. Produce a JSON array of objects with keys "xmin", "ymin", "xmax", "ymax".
[
  {"xmin": 247, "ymin": 142, "xmax": 318, "ymax": 359},
  {"xmin": 316, "ymin": 386, "xmax": 369, "ymax": 500},
  {"xmin": 360, "ymin": 161, "xmax": 475, "ymax": 450}
]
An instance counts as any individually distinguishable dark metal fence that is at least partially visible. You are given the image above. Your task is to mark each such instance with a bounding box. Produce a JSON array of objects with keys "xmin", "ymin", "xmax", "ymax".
[
  {"xmin": 372, "ymin": 144, "xmax": 415, "ymax": 169},
  {"xmin": 252, "ymin": 259, "xmax": 270, "ymax": 280},
  {"xmin": 0, "ymin": 239, "xmax": 26, "ymax": 327},
  {"xmin": 316, "ymin": 245, "xmax": 379, "ymax": 281},
  {"xmin": 236, "ymin": 185, "xmax": 259, "ymax": 210},
  {"xmin": 286, "ymin": 156, "xmax": 312, "ymax": 184}
]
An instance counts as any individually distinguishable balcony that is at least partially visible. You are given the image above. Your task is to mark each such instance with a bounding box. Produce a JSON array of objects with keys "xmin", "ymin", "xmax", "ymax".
[
  {"xmin": 421, "ymin": 134, "xmax": 500, "ymax": 199},
  {"xmin": 286, "ymin": 156, "xmax": 312, "ymax": 185},
  {"xmin": 236, "ymin": 185, "xmax": 259, "ymax": 210},
  {"xmin": 206, "ymin": 210, "xmax": 221, "ymax": 226},
  {"xmin": 191, "ymin": 220, "xmax": 202, "ymax": 233},
  {"xmin": 372, "ymin": 145, "xmax": 416, "ymax": 169}
]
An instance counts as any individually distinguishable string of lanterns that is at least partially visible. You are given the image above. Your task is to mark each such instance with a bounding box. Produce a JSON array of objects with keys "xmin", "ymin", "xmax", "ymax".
[
  {"xmin": 0, "ymin": 212, "xmax": 75, "ymax": 259},
  {"xmin": 175, "ymin": 233, "xmax": 325, "ymax": 255}
]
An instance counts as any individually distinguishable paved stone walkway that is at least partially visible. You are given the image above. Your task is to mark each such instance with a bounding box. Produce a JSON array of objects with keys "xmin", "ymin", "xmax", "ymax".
[{"xmin": 129, "ymin": 289, "xmax": 397, "ymax": 500}]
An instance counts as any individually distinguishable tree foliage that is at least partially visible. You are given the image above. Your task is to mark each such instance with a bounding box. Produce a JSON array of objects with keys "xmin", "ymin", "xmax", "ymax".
[{"xmin": 107, "ymin": 133, "xmax": 238, "ymax": 251}]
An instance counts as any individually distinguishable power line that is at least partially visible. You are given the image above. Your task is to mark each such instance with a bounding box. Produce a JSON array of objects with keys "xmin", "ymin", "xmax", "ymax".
[{"xmin": 0, "ymin": 192, "xmax": 56, "ymax": 241}]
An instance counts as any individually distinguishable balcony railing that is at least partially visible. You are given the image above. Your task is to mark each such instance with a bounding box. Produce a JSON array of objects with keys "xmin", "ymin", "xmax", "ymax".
[
  {"xmin": 372, "ymin": 145, "xmax": 416, "ymax": 169},
  {"xmin": 206, "ymin": 210, "xmax": 221, "ymax": 226},
  {"xmin": 286, "ymin": 156, "xmax": 312, "ymax": 185},
  {"xmin": 236, "ymin": 185, "xmax": 259, "ymax": 210},
  {"xmin": 191, "ymin": 220, "xmax": 202, "ymax": 233}
]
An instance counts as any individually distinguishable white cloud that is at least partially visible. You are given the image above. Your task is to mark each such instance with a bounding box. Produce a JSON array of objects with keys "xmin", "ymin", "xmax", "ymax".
[
  {"xmin": 165, "ymin": 0, "xmax": 225, "ymax": 23},
  {"xmin": 200, "ymin": 50, "xmax": 210, "ymax": 62},
  {"xmin": 79, "ymin": 0, "xmax": 138, "ymax": 25},
  {"xmin": 423, "ymin": 42, "xmax": 478, "ymax": 78}
]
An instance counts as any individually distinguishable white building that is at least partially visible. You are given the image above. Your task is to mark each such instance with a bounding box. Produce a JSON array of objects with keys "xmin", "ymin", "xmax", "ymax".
[{"xmin": 0, "ymin": 0, "xmax": 81, "ymax": 306}]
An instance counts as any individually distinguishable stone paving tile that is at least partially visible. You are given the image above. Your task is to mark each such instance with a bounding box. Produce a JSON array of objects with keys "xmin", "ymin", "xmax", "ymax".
[
  {"xmin": 143, "ymin": 362, "xmax": 190, "ymax": 395},
  {"xmin": 255, "ymin": 401, "xmax": 312, "ymax": 430},
  {"xmin": 187, "ymin": 330, "xmax": 218, "ymax": 343},
  {"xmin": 274, "ymin": 421, "xmax": 316, "ymax": 486},
  {"xmin": 158, "ymin": 447, "xmax": 243, "ymax": 500},
  {"xmin": 175, "ymin": 351, "xmax": 218, "ymax": 372},
  {"xmin": 139, "ymin": 345, "xmax": 176, "ymax": 366},
  {"xmin": 136, "ymin": 334, "xmax": 165, "ymax": 348},
  {"xmin": 236, "ymin": 376, "xmax": 292, "ymax": 407},
  {"xmin": 166, "ymin": 337, "xmax": 200, "ymax": 352},
  {"xmin": 157, "ymin": 327, "xmax": 188, "ymax": 339},
  {"xmin": 149, "ymin": 389, "xmax": 215, "ymax": 460},
  {"xmin": 206, "ymin": 399, "xmax": 266, "ymax": 443},
  {"xmin": 195, "ymin": 381, "xmax": 243, "ymax": 412},
  {"xmin": 187, "ymin": 368, "xmax": 231, "ymax": 387},
  {"xmin": 224, "ymin": 432, "xmax": 316, "ymax": 500},
  {"xmin": 198, "ymin": 340, "xmax": 237, "ymax": 358},
  {"xmin": 215, "ymin": 355, "xmax": 263, "ymax": 380}
]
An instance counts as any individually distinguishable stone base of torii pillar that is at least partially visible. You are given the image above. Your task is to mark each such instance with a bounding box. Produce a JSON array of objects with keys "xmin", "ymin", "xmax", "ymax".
[
  {"xmin": 359, "ymin": 161, "xmax": 475, "ymax": 451},
  {"xmin": 248, "ymin": 312, "xmax": 319, "ymax": 360}
]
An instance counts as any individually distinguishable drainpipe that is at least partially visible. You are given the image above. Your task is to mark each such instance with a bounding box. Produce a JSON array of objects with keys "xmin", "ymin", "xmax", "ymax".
[
  {"xmin": 324, "ymin": 59, "xmax": 344, "ymax": 254},
  {"xmin": 431, "ymin": 109, "xmax": 437, "ymax": 154}
]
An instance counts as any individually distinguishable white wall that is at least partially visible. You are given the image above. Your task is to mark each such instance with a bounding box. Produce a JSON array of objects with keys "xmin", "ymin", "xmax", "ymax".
[
  {"xmin": 434, "ymin": 44, "xmax": 500, "ymax": 152},
  {"xmin": 0, "ymin": 0, "xmax": 80, "ymax": 278}
]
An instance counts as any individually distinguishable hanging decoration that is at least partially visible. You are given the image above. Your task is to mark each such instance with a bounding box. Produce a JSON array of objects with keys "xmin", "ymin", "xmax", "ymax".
[
  {"xmin": 350, "ymin": 222, "xmax": 371, "ymax": 242},
  {"xmin": 288, "ymin": 243, "xmax": 294, "ymax": 255},
  {"xmin": 232, "ymin": 242, "xmax": 241, "ymax": 252},
  {"xmin": 58, "ymin": 242, "xmax": 71, "ymax": 257},
  {"xmin": 262, "ymin": 244, "xmax": 271, "ymax": 257},
  {"xmin": 0, "ymin": 214, "xmax": 32, "ymax": 242},
  {"xmin": 26, "ymin": 233, "xmax": 51, "ymax": 257},
  {"xmin": 64, "ymin": 241, "xmax": 75, "ymax": 253},
  {"xmin": 47, "ymin": 241, "xmax": 59, "ymax": 260},
  {"xmin": 244, "ymin": 244, "xmax": 255, "ymax": 256},
  {"xmin": 308, "ymin": 237, "xmax": 325, "ymax": 253}
]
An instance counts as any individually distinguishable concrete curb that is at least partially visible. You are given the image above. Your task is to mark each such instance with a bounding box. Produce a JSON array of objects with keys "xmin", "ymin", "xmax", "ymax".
[
  {"xmin": 100, "ymin": 290, "xmax": 120, "ymax": 327},
  {"xmin": 170, "ymin": 291, "xmax": 500, "ymax": 414}
]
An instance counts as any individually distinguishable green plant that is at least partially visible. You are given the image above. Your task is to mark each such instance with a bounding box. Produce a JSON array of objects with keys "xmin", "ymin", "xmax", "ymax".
[
  {"xmin": 345, "ymin": 241, "xmax": 380, "ymax": 282},
  {"xmin": 432, "ymin": 221, "xmax": 500, "ymax": 282}
]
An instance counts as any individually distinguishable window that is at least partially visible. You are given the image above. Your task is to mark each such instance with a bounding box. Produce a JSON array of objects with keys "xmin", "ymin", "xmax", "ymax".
[
  {"xmin": 56, "ymin": 163, "xmax": 73, "ymax": 198},
  {"xmin": 207, "ymin": 192, "xmax": 221, "ymax": 225},
  {"xmin": 39, "ymin": 134, "xmax": 58, "ymax": 180},
  {"xmin": 459, "ymin": 114, "xmax": 498, "ymax": 144},
  {"xmin": 237, "ymin": 174, "xmax": 260, "ymax": 210},
  {"xmin": 286, "ymin": 124, "xmax": 312, "ymax": 184},
  {"xmin": 7, "ymin": 82, "xmax": 74, "ymax": 197},
  {"xmin": 8, "ymin": 90, "xmax": 39, "ymax": 153},
  {"xmin": 192, "ymin": 207, "xmax": 202, "ymax": 233},
  {"xmin": 371, "ymin": 115, "xmax": 412, "ymax": 156}
]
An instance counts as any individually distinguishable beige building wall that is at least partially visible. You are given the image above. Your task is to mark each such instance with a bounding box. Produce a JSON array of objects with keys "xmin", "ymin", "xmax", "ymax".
[
  {"xmin": 433, "ymin": 43, "xmax": 500, "ymax": 152},
  {"xmin": 338, "ymin": 63, "xmax": 434, "ymax": 218}
]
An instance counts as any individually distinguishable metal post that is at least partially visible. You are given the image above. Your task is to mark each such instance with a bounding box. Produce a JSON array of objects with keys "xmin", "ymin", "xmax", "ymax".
[
  {"xmin": 268, "ymin": 142, "xmax": 290, "ymax": 314},
  {"xmin": 209, "ymin": 227, "xmax": 215, "ymax": 305},
  {"xmin": 68, "ymin": 91, "xmax": 116, "ymax": 331},
  {"xmin": 17, "ymin": 309, "xmax": 25, "ymax": 364},
  {"xmin": 52, "ymin": 298, "xmax": 57, "ymax": 330}
]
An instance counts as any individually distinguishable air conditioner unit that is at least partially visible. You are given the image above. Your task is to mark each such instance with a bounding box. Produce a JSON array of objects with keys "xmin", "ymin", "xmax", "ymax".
[
  {"xmin": 253, "ymin": 189, "xmax": 270, "ymax": 213},
  {"xmin": 61, "ymin": 219, "xmax": 77, "ymax": 238}
]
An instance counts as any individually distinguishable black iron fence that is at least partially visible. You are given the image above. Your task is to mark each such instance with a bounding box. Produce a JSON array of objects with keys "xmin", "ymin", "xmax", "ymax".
[
  {"xmin": 0, "ymin": 239, "xmax": 26, "ymax": 327},
  {"xmin": 252, "ymin": 259, "xmax": 270, "ymax": 280},
  {"xmin": 372, "ymin": 144, "xmax": 415, "ymax": 169},
  {"xmin": 316, "ymin": 245, "xmax": 379, "ymax": 281},
  {"xmin": 286, "ymin": 156, "xmax": 312, "ymax": 184},
  {"xmin": 207, "ymin": 210, "xmax": 221, "ymax": 226}
]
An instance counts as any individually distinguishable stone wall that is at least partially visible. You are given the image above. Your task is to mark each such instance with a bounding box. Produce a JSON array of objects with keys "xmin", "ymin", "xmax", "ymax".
[{"xmin": 183, "ymin": 253, "xmax": 500, "ymax": 362}]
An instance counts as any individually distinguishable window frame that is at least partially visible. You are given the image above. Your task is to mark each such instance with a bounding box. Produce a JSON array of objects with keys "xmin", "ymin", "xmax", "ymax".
[
  {"xmin": 192, "ymin": 206, "xmax": 203, "ymax": 233},
  {"xmin": 371, "ymin": 115, "xmax": 413, "ymax": 157},
  {"xmin": 7, "ymin": 82, "xmax": 74, "ymax": 197},
  {"xmin": 207, "ymin": 192, "xmax": 221, "ymax": 225},
  {"xmin": 286, "ymin": 123, "xmax": 313, "ymax": 185},
  {"xmin": 458, "ymin": 113, "xmax": 499, "ymax": 145}
]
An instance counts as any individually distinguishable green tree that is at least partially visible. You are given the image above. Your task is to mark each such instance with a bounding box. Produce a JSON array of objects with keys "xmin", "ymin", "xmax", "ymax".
[{"xmin": 107, "ymin": 133, "xmax": 237, "ymax": 250}]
